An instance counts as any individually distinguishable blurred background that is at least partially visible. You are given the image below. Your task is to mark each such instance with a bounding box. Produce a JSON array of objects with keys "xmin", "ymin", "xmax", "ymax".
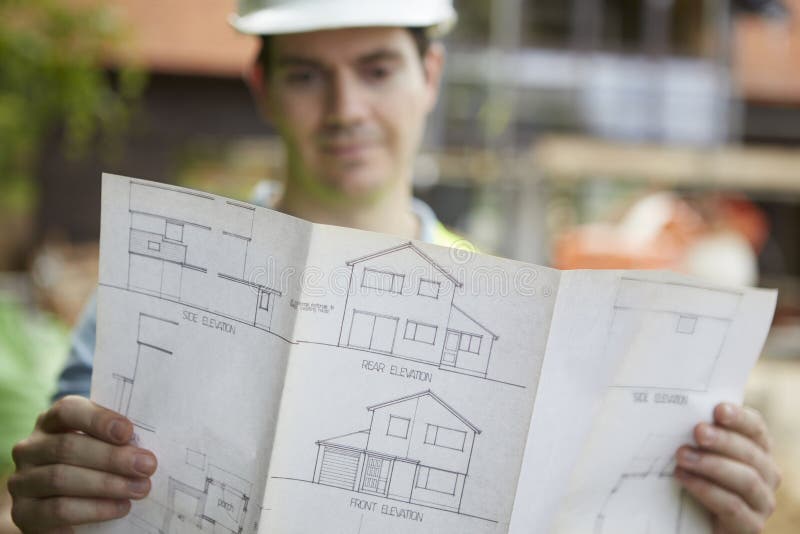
[{"xmin": 0, "ymin": 0, "xmax": 798, "ymax": 531}]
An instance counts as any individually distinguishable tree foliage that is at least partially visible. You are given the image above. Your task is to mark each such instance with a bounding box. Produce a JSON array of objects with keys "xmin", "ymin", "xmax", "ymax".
[{"xmin": 0, "ymin": 0, "xmax": 145, "ymax": 209}]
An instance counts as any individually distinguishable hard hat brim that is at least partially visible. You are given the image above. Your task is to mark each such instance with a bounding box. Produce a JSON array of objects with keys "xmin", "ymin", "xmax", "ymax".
[{"xmin": 231, "ymin": 2, "xmax": 457, "ymax": 37}]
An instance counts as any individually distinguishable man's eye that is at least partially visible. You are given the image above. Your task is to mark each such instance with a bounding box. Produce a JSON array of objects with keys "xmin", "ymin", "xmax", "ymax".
[
  {"xmin": 365, "ymin": 65, "xmax": 392, "ymax": 82},
  {"xmin": 285, "ymin": 70, "xmax": 319, "ymax": 85}
]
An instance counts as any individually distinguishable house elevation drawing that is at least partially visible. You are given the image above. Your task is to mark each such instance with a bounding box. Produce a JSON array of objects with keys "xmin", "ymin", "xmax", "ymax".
[
  {"xmin": 311, "ymin": 390, "xmax": 481, "ymax": 514},
  {"xmin": 127, "ymin": 181, "xmax": 214, "ymax": 310},
  {"xmin": 112, "ymin": 312, "xmax": 178, "ymax": 433},
  {"xmin": 338, "ymin": 242, "xmax": 499, "ymax": 379},
  {"xmin": 595, "ymin": 435, "xmax": 693, "ymax": 534},
  {"xmin": 213, "ymin": 201, "xmax": 282, "ymax": 332},
  {"xmin": 607, "ymin": 277, "xmax": 743, "ymax": 391}
]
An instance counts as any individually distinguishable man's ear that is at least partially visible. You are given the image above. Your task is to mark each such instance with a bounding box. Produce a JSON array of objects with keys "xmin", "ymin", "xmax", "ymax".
[
  {"xmin": 422, "ymin": 42, "xmax": 445, "ymax": 114},
  {"xmin": 245, "ymin": 60, "xmax": 273, "ymax": 123}
]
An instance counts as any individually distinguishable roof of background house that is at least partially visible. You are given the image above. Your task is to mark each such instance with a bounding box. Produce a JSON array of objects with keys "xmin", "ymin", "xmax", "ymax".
[
  {"xmin": 735, "ymin": 0, "xmax": 800, "ymax": 103},
  {"xmin": 73, "ymin": 0, "xmax": 800, "ymax": 102},
  {"xmin": 90, "ymin": 0, "xmax": 257, "ymax": 77}
]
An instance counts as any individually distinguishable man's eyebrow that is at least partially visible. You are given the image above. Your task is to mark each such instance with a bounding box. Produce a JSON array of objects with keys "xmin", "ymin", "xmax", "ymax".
[
  {"xmin": 357, "ymin": 49, "xmax": 404, "ymax": 64},
  {"xmin": 274, "ymin": 49, "xmax": 404, "ymax": 69},
  {"xmin": 275, "ymin": 55, "xmax": 324, "ymax": 69}
]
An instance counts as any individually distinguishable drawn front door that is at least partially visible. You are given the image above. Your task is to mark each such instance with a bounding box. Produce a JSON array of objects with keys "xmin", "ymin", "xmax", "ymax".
[
  {"xmin": 442, "ymin": 330, "xmax": 459, "ymax": 366},
  {"xmin": 361, "ymin": 456, "xmax": 391, "ymax": 496}
]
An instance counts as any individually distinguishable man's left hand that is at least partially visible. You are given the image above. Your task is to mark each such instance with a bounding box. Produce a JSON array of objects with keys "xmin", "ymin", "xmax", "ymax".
[{"xmin": 675, "ymin": 402, "xmax": 781, "ymax": 534}]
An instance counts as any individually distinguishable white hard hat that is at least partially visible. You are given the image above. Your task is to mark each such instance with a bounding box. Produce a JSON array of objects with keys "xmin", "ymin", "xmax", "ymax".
[{"xmin": 231, "ymin": 0, "xmax": 457, "ymax": 37}]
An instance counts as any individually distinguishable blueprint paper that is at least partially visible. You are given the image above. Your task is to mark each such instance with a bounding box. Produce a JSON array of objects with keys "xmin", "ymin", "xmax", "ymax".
[
  {"xmin": 84, "ymin": 174, "xmax": 776, "ymax": 534},
  {"xmin": 258, "ymin": 224, "xmax": 558, "ymax": 533},
  {"xmin": 85, "ymin": 174, "xmax": 559, "ymax": 534},
  {"xmin": 546, "ymin": 271, "xmax": 777, "ymax": 534},
  {"xmin": 84, "ymin": 175, "xmax": 315, "ymax": 534}
]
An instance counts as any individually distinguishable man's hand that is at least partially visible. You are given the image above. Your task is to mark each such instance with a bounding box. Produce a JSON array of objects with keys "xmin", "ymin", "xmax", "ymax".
[
  {"xmin": 675, "ymin": 403, "xmax": 781, "ymax": 534},
  {"xmin": 8, "ymin": 396, "xmax": 157, "ymax": 532}
]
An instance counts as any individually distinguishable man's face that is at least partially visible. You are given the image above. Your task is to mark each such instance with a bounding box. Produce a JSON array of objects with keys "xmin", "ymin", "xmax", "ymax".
[{"xmin": 258, "ymin": 27, "xmax": 442, "ymax": 204}]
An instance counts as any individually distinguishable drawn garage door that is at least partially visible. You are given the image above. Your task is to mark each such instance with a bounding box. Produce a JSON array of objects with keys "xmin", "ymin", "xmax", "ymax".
[{"xmin": 319, "ymin": 447, "xmax": 360, "ymax": 490}]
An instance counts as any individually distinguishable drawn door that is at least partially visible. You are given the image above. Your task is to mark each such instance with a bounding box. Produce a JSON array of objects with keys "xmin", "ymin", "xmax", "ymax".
[
  {"xmin": 349, "ymin": 311, "xmax": 398, "ymax": 354},
  {"xmin": 319, "ymin": 448, "xmax": 360, "ymax": 490},
  {"xmin": 442, "ymin": 331, "xmax": 459, "ymax": 366},
  {"xmin": 371, "ymin": 315, "xmax": 397, "ymax": 353},
  {"xmin": 362, "ymin": 457, "xmax": 391, "ymax": 496}
]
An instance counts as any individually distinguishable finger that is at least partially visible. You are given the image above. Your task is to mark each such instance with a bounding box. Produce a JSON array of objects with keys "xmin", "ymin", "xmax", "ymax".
[
  {"xmin": 7, "ymin": 464, "xmax": 151, "ymax": 500},
  {"xmin": 39, "ymin": 396, "xmax": 132, "ymax": 445},
  {"xmin": 11, "ymin": 496, "xmax": 130, "ymax": 531},
  {"xmin": 714, "ymin": 403, "xmax": 771, "ymax": 452},
  {"xmin": 675, "ymin": 467, "xmax": 766, "ymax": 534},
  {"xmin": 694, "ymin": 423, "xmax": 782, "ymax": 490},
  {"xmin": 16, "ymin": 431, "xmax": 157, "ymax": 477},
  {"xmin": 676, "ymin": 447, "xmax": 775, "ymax": 516}
]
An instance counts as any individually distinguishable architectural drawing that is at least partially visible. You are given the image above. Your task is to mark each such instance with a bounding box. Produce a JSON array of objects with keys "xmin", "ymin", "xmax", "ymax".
[
  {"xmin": 164, "ymin": 462, "xmax": 253, "ymax": 534},
  {"xmin": 595, "ymin": 435, "xmax": 692, "ymax": 534},
  {"xmin": 338, "ymin": 243, "xmax": 499, "ymax": 378},
  {"xmin": 127, "ymin": 181, "xmax": 214, "ymax": 309},
  {"xmin": 213, "ymin": 201, "xmax": 282, "ymax": 331},
  {"xmin": 112, "ymin": 312, "xmax": 178, "ymax": 432},
  {"xmin": 607, "ymin": 277, "xmax": 742, "ymax": 391},
  {"xmin": 312, "ymin": 390, "xmax": 481, "ymax": 514},
  {"xmin": 123, "ymin": 451, "xmax": 253, "ymax": 534}
]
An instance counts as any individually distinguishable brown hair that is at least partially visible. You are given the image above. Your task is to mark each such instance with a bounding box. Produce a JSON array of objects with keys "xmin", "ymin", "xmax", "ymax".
[{"xmin": 257, "ymin": 27, "xmax": 432, "ymax": 75}]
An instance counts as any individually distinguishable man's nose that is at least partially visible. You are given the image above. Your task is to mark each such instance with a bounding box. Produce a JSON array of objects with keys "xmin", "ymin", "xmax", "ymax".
[{"xmin": 325, "ymin": 72, "xmax": 368, "ymax": 127}]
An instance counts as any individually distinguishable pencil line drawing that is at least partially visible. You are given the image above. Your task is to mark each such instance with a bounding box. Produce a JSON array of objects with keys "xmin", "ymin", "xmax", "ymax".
[
  {"xmin": 309, "ymin": 390, "xmax": 481, "ymax": 514},
  {"xmin": 125, "ymin": 512, "xmax": 162, "ymax": 534},
  {"xmin": 164, "ymin": 462, "xmax": 253, "ymax": 534},
  {"xmin": 112, "ymin": 312, "xmax": 178, "ymax": 433},
  {"xmin": 127, "ymin": 181, "xmax": 214, "ymax": 310},
  {"xmin": 124, "ymin": 453, "xmax": 254, "ymax": 534},
  {"xmin": 606, "ymin": 277, "xmax": 743, "ymax": 391},
  {"xmin": 595, "ymin": 435, "xmax": 692, "ymax": 534},
  {"xmin": 337, "ymin": 242, "xmax": 499, "ymax": 379},
  {"xmin": 212, "ymin": 200, "xmax": 283, "ymax": 332}
]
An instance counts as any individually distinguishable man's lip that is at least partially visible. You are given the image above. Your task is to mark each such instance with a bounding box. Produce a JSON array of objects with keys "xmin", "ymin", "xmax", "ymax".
[{"xmin": 321, "ymin": 143, "xmax": 372, "ymax": 157}]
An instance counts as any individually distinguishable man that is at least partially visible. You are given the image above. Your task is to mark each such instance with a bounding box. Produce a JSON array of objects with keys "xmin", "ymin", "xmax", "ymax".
[{"xmin": 8, "ymin": 1, "xmax": 781, "ymax": 532}]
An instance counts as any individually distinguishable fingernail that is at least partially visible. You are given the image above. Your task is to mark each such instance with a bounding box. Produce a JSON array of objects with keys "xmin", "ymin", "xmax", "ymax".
[
  {"xmin": 680, "ymin": 449, "xmax": 701, "ymax": 464},
  {"xmin": 699, "ymin": 425, "xmax": 718, "ymax": 446},
  {"xmin": 129, "ymin": 478, "xmax": 149, "ymax": 496},
  {"xmin": 719, "ymin": 403, "xmax": 735, "ymax": 423},
  {"xmin": 116, "ymin": 500, "xmax": 131, "ymax": 515},
  {"xmin": 109, "ymin": 420, "xmax": 128, "ymax": 442},
  {"xmin": 134, "ymin": 454, "xmax": 156, "ymax": 475}
]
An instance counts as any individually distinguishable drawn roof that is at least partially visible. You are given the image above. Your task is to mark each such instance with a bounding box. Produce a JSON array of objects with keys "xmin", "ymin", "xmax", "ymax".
[
  {"xmin": 367, "ymin": 390, "xmax": 481, "ymax": 434},
  {"xmin": 316, "ymin": 430, "xmax": 369, "ymax": 450},
  {"xmin": 217, "ymin": 273, "xmax": 283, "ymax": 295},
  {"xmin": 346, "ymin": 242, "xmax": 463, "ymax": 287},
  {"xmin": 452, "ymin": 303, "xmax": 499, "ymax": 340}
]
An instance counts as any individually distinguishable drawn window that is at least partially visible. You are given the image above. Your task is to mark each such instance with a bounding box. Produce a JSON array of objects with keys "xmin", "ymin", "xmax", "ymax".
[
  {"xmin": 165, "ymin": 221, "xmax": 184, "ymax": 242},
  {"xmin": 259, "ymin": 292, "xmax": 270, "ymax": 311},
  {"xmin": 459, "ymin": 333, "xmax": 482, "ymax": 354},
  {"xmin": 416, "ymin": 466, "xmax": 457, "ymax": 495},
  {"xmin": 362, "ymin": 268, "xmax": 404, "ymax": 294},
  {"xmin": 147, "ymin": 241, "xmax": 161, "ymax": 252},
  {"xmin": 387, "ymin": 415, "xmax": 410, "ymax": 439},
  {"xmin": 404, "ymin": 320, "xmax": 437, "ymax": 345},
  {"xmin": 424, "ymin": 424, "xmax": 467, "ymax": 451},
  {"xmin": 418, "ymin": 279, "xmax": 440, "ymax": 299},
  {"xmin": 676, "ymin": 315, "xmax": 697, "ymax": 334}
]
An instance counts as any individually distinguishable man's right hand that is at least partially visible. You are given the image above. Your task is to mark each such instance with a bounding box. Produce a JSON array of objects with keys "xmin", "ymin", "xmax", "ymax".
[{"xmin": 8, "ymin": 396, "xmax": 157, "ymax": 532}]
